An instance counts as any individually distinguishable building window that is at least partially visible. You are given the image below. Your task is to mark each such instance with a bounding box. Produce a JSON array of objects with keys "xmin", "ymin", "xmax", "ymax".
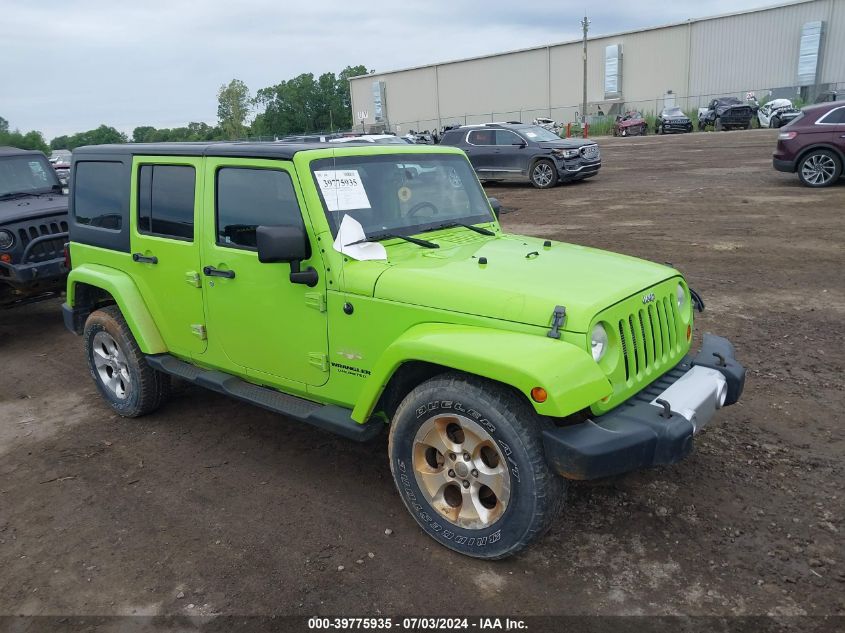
[
  {"xmin": 797, "ymin": 21, "xmax": 824, "ymax": 87},
  {"xmin": 137, "ymin": 165, "xmax": 196, "ymax": 240},
  {"xmin": 604, "ymin": 44, "xmax": 622, "ymax": 99}
]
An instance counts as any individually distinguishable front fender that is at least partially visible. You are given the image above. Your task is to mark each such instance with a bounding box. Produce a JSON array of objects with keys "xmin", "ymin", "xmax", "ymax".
[
  {"xmin": 351, "ymin": 323, "xmax": 612, "ymax": 423},
  {"xmin": 67, "ymin": 264, "xmax": 166, "ymax": 354}
]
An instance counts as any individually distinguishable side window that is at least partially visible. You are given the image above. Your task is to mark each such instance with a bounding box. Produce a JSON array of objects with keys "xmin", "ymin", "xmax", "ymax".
[
  {"xmin": 819, "ymin": 107, "xmax": 845, "ymax": 124},
  {"xmin": 467, "ymin": 130, "xmax": 495, "ymax": 145},
  {"xmin": 216, "ymin": 168, "xmax": 303, "ymax": 249},
  {"xmin": 74, "ymin": 161, "xmax": 124, "ymax": 230},
  {"xmin": 495, "ymin": 131, "xmax": 522, "ymax": 146},
  {"xmin": 137, "ymin": 165, "xmax": 196, "ymax": 240}
]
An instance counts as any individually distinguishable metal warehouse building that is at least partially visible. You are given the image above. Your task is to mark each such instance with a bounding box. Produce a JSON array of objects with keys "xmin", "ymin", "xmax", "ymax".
[{"xmin": 349, "ymin": 0, "xmax": 844, "ymax": 133}]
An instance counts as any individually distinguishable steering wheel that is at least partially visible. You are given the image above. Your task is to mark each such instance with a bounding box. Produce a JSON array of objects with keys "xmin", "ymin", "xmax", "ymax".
[{"xmin": 407, "ymin": 201, "xmax": 439, "ymax": 218}]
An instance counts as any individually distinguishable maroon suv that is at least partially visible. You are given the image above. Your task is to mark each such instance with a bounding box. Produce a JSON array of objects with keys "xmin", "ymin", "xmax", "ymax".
[{"xmin": 773, "ymin": 101, "xmax": 845, "ymax": 187}]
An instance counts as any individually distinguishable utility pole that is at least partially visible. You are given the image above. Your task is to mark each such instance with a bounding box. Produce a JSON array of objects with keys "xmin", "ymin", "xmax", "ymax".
[{"xmin": 581, "ymin": 14, "xmax": 590, "ymax": 125}]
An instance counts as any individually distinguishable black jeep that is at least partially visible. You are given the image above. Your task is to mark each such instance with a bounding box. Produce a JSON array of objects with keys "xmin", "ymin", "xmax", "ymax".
[
  {"xmin": 698, "ymin": 97, "xmax": 754, "ymax": 131},
  {"xmin": 0, "ymin": 147, "xmax": 69, "ymax": 306},
  {"xmin": 439, "ymin": 123, "xmax": 600, "ymax": 188}
]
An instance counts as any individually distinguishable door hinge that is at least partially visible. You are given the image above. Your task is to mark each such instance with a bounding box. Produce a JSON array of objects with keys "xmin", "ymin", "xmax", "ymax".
[
  {"xmin": 190, "ymin": 324, "xmax": 207, "ymax": 340},
  {"xmin": 308, "ymin": 352, "xmax": 328, "ymax": 372},
  {"xmin": 304, "ymin": 292, "xmax": 326, "ymax": 313},
  {"xmin": 185, "ymin": 271, "xmax": 201, "ymax": 288}
]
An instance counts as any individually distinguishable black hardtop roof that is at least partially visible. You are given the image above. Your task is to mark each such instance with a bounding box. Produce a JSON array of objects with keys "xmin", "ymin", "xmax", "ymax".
[
  {"xmin": 0, "ymin": 146, "xmax": 48, "ymax": 157},
  {"xmin": 72, "ymin": 141, "xmax": 375, "ymax": 160}
]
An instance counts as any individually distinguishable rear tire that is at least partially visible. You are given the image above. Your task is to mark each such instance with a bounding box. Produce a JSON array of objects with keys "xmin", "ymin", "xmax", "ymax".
[
  {"xmin": 83, "ymin": 305, "xmax": 170, "ymax": 417},
  {"xmin": 797, "ymin": 149, "xmax": 842, "ymax": 188},
  {"xmin": 388, "ymin": 373, "xmax": 565, "ymax": 559},
  {"xmin": 529, "ymin": 159, "xmax": 558, "ymax": 189}
]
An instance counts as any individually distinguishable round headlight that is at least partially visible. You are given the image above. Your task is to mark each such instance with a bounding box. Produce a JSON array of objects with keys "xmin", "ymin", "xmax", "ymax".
[
  {"xmin": 0, "ymin": 230, "xmax": 14, "ymax": 251},
  {"xmin": 591, "ymin": 323, "xmax": 609, "ymax": 362},
  {"xmin": 677, "ymin": 283, "xmax": 686, "ymax": 309}
]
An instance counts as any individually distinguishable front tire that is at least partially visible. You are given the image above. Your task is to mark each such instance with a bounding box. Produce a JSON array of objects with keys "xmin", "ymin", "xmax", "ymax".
[
  {"xmin": 797, "ymin": 149, "xmax": 842, "ymax": 188},
  {"xmin": 388, "ymin": 373, "xmax": 565, "ymax": 559},
  {"xmin": 84, "ymin": 305, "xmax": 170, "ymax": 417},
  {"xmin": 770, "ymin": 116, "xmax": 781, "ymax": 129},
  {"xmin": 715, "ymin": 118, "xmax": 723, "ymax": 131},
  {"xmin": 529, "ymin": 159, "xmax": 558, "ymax": 189}
]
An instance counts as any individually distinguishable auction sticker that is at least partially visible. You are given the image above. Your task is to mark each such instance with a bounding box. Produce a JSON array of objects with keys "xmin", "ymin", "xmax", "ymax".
[
  {"xmin": 397, "ymin": 186, "xmax": 412, "ymax": 202},
  {"xmin": 315, "ymin": 170, "xmax": 371, "ymax": 211}
]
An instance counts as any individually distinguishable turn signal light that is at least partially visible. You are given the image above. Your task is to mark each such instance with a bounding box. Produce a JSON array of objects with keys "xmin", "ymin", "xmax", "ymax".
[
  {"xmin": 531, "ymin": 387, "xmax": 548, "ymax": 403},
  {"xmin": 687, "ymin": 324, "xmax": 692, "ymax": 341},
  {"xmin": 0, "ymin": 253, "xmax": 10, "ymax": 263}
]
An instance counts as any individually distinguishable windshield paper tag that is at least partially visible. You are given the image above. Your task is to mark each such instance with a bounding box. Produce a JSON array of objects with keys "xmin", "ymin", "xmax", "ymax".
[{"xmin": 315, "ymin": 170, "xmax": 371, "ymax": 211}]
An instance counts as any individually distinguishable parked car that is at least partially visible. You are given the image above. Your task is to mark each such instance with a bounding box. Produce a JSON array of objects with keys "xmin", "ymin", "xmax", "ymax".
[
  {"xmin": 277, "ymin": 133, "xmax": 343, "ymax": 143},
  {"xmin": 50, "ymin": 150, "xmax": 72, "ymax": 185},
  {"xmin": 698, "ymin": 97, "xmax": 754, "ymax": 131},
  {"xmin": 756, "ymin": 99, "xmax": 801, "ymax": 129},
  {"xmin": 439, "ymin": 122, "xmax": 601, "ymax": 188},
  {"xmin": 0, "ymin": 146, "xmax": 69, "ymax": 306},
  {"xmin": 329, "ymin": 134, "xmax": 410, "ymax": 144},
  {"xmin": 655, "ymin": 107, "xmax": 693, "ymax": 134},
  {"xmin": 62, "ymin": 140, "xmax": 744, "ymax": 559},
  {"xmin": 612, "ymin": 111, "xmax": 648, "ymax": 137},
  {"xmin": 772, "ymin": 101, "xmax": 845, "ymax": 187}
]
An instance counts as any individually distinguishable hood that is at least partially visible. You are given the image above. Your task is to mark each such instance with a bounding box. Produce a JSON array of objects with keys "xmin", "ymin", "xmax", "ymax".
[
  {"xmin": 536, "ymin": 139, "xmax": 594, "ymax": 150},
  {"xmin": 715, "ymin": 102, "xmax": 750, "ymax": 115},
  {"xmin": 618, "ymin": 118, "xmax": 644, "ymax": 127},
  {"xmin": 0, "ymin": 193, "xmax": 69, "ymax": 224},
  {"xmin": 366, "ymin": 232, "xmax": 677, "ymax": 333}
]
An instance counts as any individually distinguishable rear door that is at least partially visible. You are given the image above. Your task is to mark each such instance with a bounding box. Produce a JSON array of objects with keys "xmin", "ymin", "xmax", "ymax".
[
  {"xmin": 464, "ymin": 129, "xmax": 498, "ymax": 177},
  {"xmin": 129, "ymin": 156, "xmax": 206, "ymax": 357}
]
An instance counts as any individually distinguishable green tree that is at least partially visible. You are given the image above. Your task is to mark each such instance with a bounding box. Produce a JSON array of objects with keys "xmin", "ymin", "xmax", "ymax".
[
  {"xmin": 217, "ymin": 79, "xmax": 251, "ymax": 140},
  {"xmin": 50, "ymin": 135, "xmax": 70, "ymax": 150},
  {"xmin": 132, "ymin": 126, "xmax": 157, "ymax": 143},
  {"xmin": 0, "ymin": 117, "xmax": 50, "ymax": 153},
  {"xmin": 252, "ymin": 64, "xmax": 370, "ymax": 138}
]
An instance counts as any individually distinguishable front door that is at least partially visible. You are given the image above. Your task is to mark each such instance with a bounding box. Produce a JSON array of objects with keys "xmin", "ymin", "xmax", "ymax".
[
  {"xmin": 493, "ymin": 129, "xmax": 528, "ymax": 175},
  {"xmin": 200, "ymin": 158, "xmax": 328, "ymax": 388},
  {"xmin": 129, "ymin": 156, "xmax": 206, "ymax": 357}
]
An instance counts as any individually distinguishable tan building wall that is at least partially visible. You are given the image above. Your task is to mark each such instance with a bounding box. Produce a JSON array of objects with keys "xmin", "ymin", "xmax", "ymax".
[{"xmin": 350, "ymin": 0, "xmax": 844, "ymax": 131}]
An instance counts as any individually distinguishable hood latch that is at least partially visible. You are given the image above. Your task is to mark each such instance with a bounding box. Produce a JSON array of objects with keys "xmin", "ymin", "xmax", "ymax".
[{"xmin": 547, "ymin": 305, "xmax": 567, "ymax": 339}]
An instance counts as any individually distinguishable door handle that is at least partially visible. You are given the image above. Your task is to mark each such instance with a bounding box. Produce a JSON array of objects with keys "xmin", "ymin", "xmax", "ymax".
[
  {"xmin": 132, "ymin": 253, "xmax": 158, "ymax": 264},
  {"xmin": 203, "ymin": 266, "xmax": 235, "ymax": 279}
]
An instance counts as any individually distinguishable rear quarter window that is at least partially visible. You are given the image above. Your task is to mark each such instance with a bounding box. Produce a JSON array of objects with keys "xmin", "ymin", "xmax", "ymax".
[{"xmin": 74, "ymin": 161, "xmax": 124, "ymax": 230}]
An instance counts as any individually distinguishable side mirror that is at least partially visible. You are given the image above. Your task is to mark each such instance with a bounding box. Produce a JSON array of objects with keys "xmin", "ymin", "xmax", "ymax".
[
  {"xmin": 256, "ymin": 225, "xmax": 318, "ymax": 287},
  {"xmin": 488, "ymin": 197, "xmax": 501, "ymax": 218}
]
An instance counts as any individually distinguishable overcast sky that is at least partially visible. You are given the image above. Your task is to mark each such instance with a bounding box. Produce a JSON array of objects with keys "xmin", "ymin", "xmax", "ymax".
[{"xmin": 2, "ymin": 0, "xmax": 788, "ymax": 140}]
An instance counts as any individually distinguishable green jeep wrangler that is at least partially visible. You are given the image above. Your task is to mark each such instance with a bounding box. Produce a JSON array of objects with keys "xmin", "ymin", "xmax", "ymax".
[{"xmin": 62, "ymin": 142, "xmax": 745, "ymax": 559}]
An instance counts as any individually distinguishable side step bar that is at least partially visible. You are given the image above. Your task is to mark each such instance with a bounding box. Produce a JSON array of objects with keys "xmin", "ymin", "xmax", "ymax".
[{"xmin": 146, "ymin": 354, "xmax": 382, "ymax": 443}]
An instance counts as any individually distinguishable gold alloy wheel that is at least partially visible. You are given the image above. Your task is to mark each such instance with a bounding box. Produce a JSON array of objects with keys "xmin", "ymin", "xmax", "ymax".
[{"xmin": 412, "ymin": 414, "xmax": 511, "ymax": 530}]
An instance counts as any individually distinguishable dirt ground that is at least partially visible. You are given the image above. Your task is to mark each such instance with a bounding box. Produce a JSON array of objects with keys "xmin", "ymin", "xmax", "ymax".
[{"xmin": 1, "ymin": 129, "xmax": 843, "ymax": 620}]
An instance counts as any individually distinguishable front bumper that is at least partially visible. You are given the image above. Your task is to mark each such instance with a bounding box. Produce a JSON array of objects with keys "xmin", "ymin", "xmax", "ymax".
[
  {"xmin": 0, "ymin": 255, "xmax": 67, "ymax": 289},
  {"xmin": 558, "ymin": 159, "xmax": 601, "ymax": 179},
  {"xmin": 543, "ymin": 334, "xmax": 746, "ymax": 480}
]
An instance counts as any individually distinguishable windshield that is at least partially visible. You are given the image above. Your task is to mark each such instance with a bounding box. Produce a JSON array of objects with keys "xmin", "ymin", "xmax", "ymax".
[
  {"xmin": 0, "ymin": 155, "xmax": 60, "ymax": 197},
  {"xmin": 663, "ymin": 107, "xmax": 684, "ymax": 116},
  {"xmin": 311, "ymin": 153, "xmax": 493, "ymax": 238},
  {"xmin": 517, "ymin": 126, "xmax": 561, "ymax": 142}
]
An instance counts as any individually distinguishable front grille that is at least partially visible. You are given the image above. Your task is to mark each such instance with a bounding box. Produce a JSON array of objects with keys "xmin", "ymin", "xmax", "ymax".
[
  {"xmin": 580, "ymin": 145, "xmax": 600, "ymax": 160},
  {"xmin": 18, "ymin": 220, "xmax": 68, "ymax": 263},
  {"xmin": 616, "ymin": 294, "xmax": 680, "ymax": 382}
]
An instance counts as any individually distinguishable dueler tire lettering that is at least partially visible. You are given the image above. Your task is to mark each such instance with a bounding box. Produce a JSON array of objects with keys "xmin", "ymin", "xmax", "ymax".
[{"xmin": 388, "ymin": 372, "xmax": 565, "ymax": 559}]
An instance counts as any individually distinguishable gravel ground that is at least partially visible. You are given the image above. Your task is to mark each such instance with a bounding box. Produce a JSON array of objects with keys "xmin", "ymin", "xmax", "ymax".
[{"xmin": 1, "ymin": 129, "xmax": 843, "ymax": 620}]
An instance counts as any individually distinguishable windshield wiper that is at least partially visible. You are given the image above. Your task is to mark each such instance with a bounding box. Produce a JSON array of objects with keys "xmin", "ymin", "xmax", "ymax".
[
  {"xmin": 346, "ymin": 232, "xmax": 440, "ymax": 249},
  {"xmin": 421, "ymin": 221, "xmax": 495, "ymax": 237},
  {"xmin": 0, "ymin": 191, "xmax": 41, "ymax": 201}
]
